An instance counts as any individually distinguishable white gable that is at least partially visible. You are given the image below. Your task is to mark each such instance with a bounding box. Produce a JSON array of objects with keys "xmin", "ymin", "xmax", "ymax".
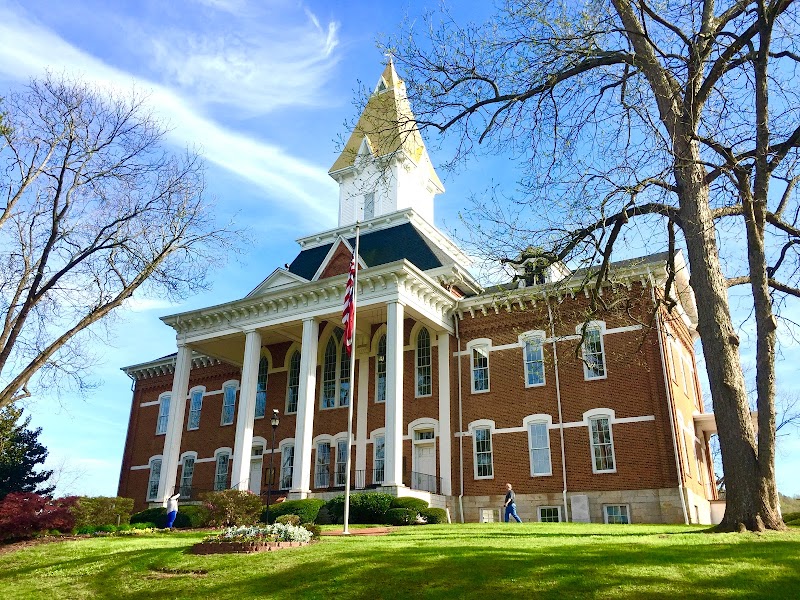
[{"xmin": 245, "ymin": 268, "xmax": 308, "ymax": 298}]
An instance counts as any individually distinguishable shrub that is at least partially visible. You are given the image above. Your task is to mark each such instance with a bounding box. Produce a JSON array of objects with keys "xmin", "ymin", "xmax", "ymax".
[
  {"xmin": 203, "ymin": 524, "xmax": 312, "ymax": 544},
  {"xmin": 420, "ymin": 508, "xmax": 448, "ymax": 524},
  {"xmin": 301, "ymin": 522, "xmax": 321, "ymax": 539},
  {"xmin": 70, "ymin": 496, "xmax": 134, "ymax": 529},
  {"xmin": 782, "ymin": 511, "xmax": 800, "ymax": 523},
  {"xmin": 179, "ymin": 505, "xmax": 210, "ymax": 528},
  {"xmin": 326, "ymin": 493, "xmax": 394, "ymax": 524},
  {"xmin": 385, "ymin": 508, "xmax": 417, "ymax": 526},
  {"xmin": 275, "ymin": 514, "xmax": 301, "ymax": 526},
  {"xmin": 0, "ymin": 493, "xmax": 77, "ymax": 541},
  {"xmin": 130, "ymin": 522, "xmax": 156, "ymax": 530},
  {"xmin": 315, "ymin": 505, "xmax": 334, "ymax": 525},
  {"xmin": 390, "ymin": 497, "xmax": 429, "ymax": 512},
  {"xmin": 130, "ymin": 507, "xmax": 166, "ymax": 526},
  {"xmin": 200, "ymin": 490, "xmax": 263, "ymax": 527},
  {"xmin": 263, "ymin": 499, "xmax": 325, "ymax": 524}
]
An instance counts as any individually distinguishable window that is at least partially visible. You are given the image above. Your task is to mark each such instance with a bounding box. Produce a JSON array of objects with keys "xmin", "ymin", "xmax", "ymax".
[
  {"xmin": 415, "ymin": 328, "xmax": 432, "ymax": 397},
  {"xmin": 604, "ymin": 504, "xmax": 630, "ymax": 524},
  {"xmin": 180, "ymin": 456, "xmax": 195, "ymax": 498},
  {"xmin": 280, "ymin": 445, "xmax": 294, "ymax": 490},
  {"xmin": 187, "ymin": 389, "xmax": 203, "ymax": 430},
  {"xmin": 538, "ymin": 506, "xmax": 562, "ymax": 523},
  {"xmin": 156, "ymin": 395, "xmax": 170, "ymax": 435},
  {"xmin": 376, "ymin": 335, "xmax": 386, "ymax": 403},
  {"xmin": 322, "ymin": 329, "xmax": 349, "ymax": 408},
  {"xmin": 582, "ymin": 326, "xmax": 606, "ymax": 379},
  {"xmin": 471, "ymin": 346, "xmax": 490, "ymax": 393},
  {"xmin": 589, "ymin": 416, "xmax": 616, "ymax": 472},
  {"xmin": 474, "ymin": 427, "xmax": 493, "ymax": 478},
  {"xmin": 214, "ymin": 452, "xmax": 230, "ymax": 491},
  {"xmin": 286, "ymin": 351, "xmax": 300, "ymax": 413},
  {"xmin": 255, "ymin": 356, "xmax": 268, "ymax": 419},
  {"xmin": 147, "ymin": 459, "xmax": 161, "ymax": 501},
  {"xmin": 523, "ymin": 337, "xmax": 545, "ymax": 386},
  {"xmin": 373, "ymin": 436, "xmax": 385, "ymax": 484},
  {"xmin": 528, "ymin": 421, "xmax": 552, "ymax": 476},
  {"xmin": 415, "ymin": 430, "xmax": 435, "ymax": 441},
  {"xmin": 364, "ymin": 192, "xmax": 375, "ymax": 220},
  {"xmin": 315, "ymin": 442, "xmax": 331, "ymax": 488},
  {"xmin": 335, "ymin": 439, "xmax": 348, "ymax": 486},
  {"xmin": 221, "ymin": 383, "xmax": 237, "ymax": 426}
]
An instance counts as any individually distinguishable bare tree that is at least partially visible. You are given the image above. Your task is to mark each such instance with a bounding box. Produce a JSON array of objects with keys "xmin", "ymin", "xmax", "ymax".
[
  {"xmin": 0, "ymin": 75, "xmax": 239, "ymax": 409},
  {"xmin": 386, "ymin": 0, "xmax": 800, "ymax": 530}
]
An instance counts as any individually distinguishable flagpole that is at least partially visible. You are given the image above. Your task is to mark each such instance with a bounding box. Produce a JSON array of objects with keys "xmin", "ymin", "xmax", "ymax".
[{"xmin": 343, "ymin": 222, "xmax": 360, "ymax": 536}]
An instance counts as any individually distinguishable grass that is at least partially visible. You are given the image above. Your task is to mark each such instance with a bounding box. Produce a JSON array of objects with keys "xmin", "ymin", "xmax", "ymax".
[{"xmin": 0, "ymin": 523, "xmax": 798, "ymax": 599}]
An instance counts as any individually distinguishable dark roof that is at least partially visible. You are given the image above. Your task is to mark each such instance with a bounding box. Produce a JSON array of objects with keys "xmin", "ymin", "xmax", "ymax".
[{"xmin": 287, "ymin": 222, "xmax": 452, "ymax": 280}]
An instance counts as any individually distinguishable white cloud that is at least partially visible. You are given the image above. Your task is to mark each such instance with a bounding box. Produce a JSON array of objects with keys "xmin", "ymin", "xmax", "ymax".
[{"xmin": 0, "ymin": 3, "xmax": 339, "ymax": 228}]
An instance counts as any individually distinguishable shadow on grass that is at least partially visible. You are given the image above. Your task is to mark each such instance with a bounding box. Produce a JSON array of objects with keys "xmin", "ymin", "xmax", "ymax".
[{"xmin": 2, "ymin": 529, "xmax": 798, "ymax": 599}]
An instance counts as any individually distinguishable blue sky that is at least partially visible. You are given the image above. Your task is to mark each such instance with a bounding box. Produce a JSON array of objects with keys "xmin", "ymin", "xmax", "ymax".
[{"xmin": 1, "ymin": 0, "xmax": 797, "ymax": 499}]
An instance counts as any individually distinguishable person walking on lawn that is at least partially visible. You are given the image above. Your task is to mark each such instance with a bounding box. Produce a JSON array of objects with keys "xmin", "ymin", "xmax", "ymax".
[
  {"xmin": 504, "ymin": 483, "xmax": 522, "ymax": 523},
  {"xmin": 165, "ymin": 492, "xmax": 181, "ymax": 529}
]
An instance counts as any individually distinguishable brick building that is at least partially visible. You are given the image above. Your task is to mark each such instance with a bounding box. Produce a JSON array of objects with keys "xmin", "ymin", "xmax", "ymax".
[{"xmin": 118, "ymin": 63, "xmax": 721, "ymax": 524}]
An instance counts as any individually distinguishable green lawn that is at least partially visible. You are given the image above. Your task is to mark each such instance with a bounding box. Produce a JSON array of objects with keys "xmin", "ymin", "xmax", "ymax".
[{"xmin": 0, "ymin": 523, "xmax": 798, "ymax": 599}]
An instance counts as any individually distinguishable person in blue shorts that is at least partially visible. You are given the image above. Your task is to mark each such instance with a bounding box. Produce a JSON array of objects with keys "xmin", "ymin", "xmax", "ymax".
[
  {"xmin": 504, "ymin": 483, "xmax": 522, "ymax": 522},
  {"xmin": 165, "ymin": 492, "xmax": 181, "ymax": 529}
]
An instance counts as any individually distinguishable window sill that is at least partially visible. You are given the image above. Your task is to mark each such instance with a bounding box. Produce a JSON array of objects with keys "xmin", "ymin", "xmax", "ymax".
[
  {"xmin": 474, "ymin": 474, "xmax": 494, "ymax": 480},
  {"xmin": 524, "ymin": 382, "xmax": 546, "ymax": 388},
  {"xmin": 584, "ymin": 374, "xmax": 608, "ymax": 381},
  {"xmin": 530, "ymin": 472, "xmax": 553, "ymax": 478},
  {"xmin": 592, "ymin": 468, "xmax": 617, "ymax": 474},
  {"xmin": 470, "ymin": 388, "xmax": 491, "ymax": 395}
]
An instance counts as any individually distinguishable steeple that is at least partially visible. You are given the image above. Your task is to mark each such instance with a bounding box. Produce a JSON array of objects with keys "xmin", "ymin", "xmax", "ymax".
[{"xmin": 329, "ymin": 61, "xmax": 444, "ymax": 226}]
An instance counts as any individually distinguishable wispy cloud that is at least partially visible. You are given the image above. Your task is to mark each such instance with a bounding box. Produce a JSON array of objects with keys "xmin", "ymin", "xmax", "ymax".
[
  {"xmin": 149, "ymin": 2, "xmax": 340, "ymax": 115},
  {"xmin": 0, "ymin": 2, "xmax": 339, "ymax": 227}
]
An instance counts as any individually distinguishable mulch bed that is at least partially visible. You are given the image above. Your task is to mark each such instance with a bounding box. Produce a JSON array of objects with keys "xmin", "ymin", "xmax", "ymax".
[{"xmin": 191, "ymin": 540, "xmax": 308, "ymax": 554}]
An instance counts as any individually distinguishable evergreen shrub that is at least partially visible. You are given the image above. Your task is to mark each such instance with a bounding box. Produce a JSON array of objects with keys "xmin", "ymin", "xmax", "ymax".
[
  {"xmin": 200, "ymin": 490, "xmax": 263, "ymax": 527},
  {"xmin": 263, "ymin": 498, "xmax": 325, "ymax": 524},
  {"xmin": 71, "ymin": 496, "xmax": 134, "ymax": 529},
  {"xmin": 420, "ymin": 508, "xmax": 448, "ymax": 524},
  {"xmin": 390, "ymin": 497, "xmax": 429, "ymax": 512},
  {"xmin": 325, "ymin": 493, "xmax": 394, "ymax": 524},
  {"xmin": 385, "ymin": 508, "xmax": 417, "ymax": 526}
]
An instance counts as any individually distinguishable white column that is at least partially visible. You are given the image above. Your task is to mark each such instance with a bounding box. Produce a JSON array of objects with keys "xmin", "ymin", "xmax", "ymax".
[
  {"xmin": 291, "ymin": 317, "xmax": 319, "ymax": 497},
  {"xmin": 385, "ymin": 301, "xmax": 404, "ymax": 486},
  {"xmin": 230, "ymin": 330, "xmax": 262, "ymax": 491},
  {"xmin": 355, "ymin": 357, "xmax": 369, "ymax": 479},
  {"xmin": 157, "ymin": 344, "xmax": 192, "ymax": 503},
  {"xmin": 438, "ymin": 332, "xmax": 452, "ymax": 495}
]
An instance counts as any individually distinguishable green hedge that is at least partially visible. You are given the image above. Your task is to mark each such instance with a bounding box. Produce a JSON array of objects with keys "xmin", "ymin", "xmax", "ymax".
[
  {"xmin": 71, "ymin": 497, "xmax": 135, "ymax": 529},
  {"xmin": 262, "ymin": 499, "xmax": 325, "ymax": 524},
  {"xmin": 390, "ymin": 497, "xmax": 429, "ymax": 512},
  {"xmin": 179, "ymin": 505, "xmax": 210, "ymax": 528},
  {"xmin": 782, "ymin": 511, "xmax": 800, "ymax": 523},
  {"xmin": 420, "ymin": 508, "xmax": 448, "ymax": 524},
  {"xmin": 385, "ymin": 508, "xmax": 418, "ymax": 526},
  {"xmin": 325, "ymin": 493, "xmax": 394, "ymax": 524}
]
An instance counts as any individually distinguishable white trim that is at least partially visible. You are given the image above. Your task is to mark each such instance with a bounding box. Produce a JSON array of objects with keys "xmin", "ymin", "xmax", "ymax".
[
  {"xmin": 578, "ymin": 321, "xmax": 608, "ymax": 381},
  {"xmin": 220, "ymin": 380, "xmax": 239, "ymax": 426},
  {"xmin": 179, "ymin": 450, "xmax": 198, "ymax": 464},
  {"xmin": 139, "ymin": 400, "xmax": 161, "ymax": 408},
  {"xmin": 155, "ymin": 392, "xmax": 171, "ymax": 436},
  {"xmin": 414, "ymin": 325, "xmax": 433, "ymax": 398},
  {"xmin": 585, "ymin": 410, "xmax": 616, "ymax": 474},
  {"xmin": 194, "ymin": 457, "xmax": 216, "ymax": 464},
  {"xmin": 525, "ymin": 415, "xmax": 553, "ymax": 477},
  {"xmin": 130, "ymin": 464, "xmax": 151, "ymax": 471},
  {"xmin": 537, "ymin": 505, "xmax": 562, "ymax": 523},
  {"xmin": 519, "ymin": 330, "xmax": 547, "ymax": 388},
  {"xmin": 468, "ymin": 420, "xmax": 495, "ymax": 480},
  {"xmin": 407, "ymin": 417, "xmax": 439, "ymax": 440},
  {"xmin": 455, "ymin": 413, "xmax": 654, "ymax": 436},
  {"xmin": 603, "ymin": 504, "xmax": 632, "ymax": 524},
  {"xmin": 147, "ymin": 455, "xmax": 163, "ymax": 501},
  {"xmin": 467, "ymin": 339, "xmax": 491, "ymax": 394},
  {"xmin": 310, "ymin": 235, "xmax": 367, "ymax": 282}
]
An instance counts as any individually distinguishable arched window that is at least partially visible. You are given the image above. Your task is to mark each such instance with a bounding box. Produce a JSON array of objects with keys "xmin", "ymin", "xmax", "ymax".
[
  {"xmin": 221, "ymin": 383, "xmax": 237, "ymax": 425},
  {"xmin": 187, "ymin": 388, "xmax": 203, "ymax": 430},
  {"xmin": 147, "ymin": 457, "xmax": 162, "ymax": 501},
  {"xmin": 416, "ymin": 328, "xmax": 432, "ymax": 397},
  {"xmin": 156, "ymin": 394, "xmax": 170, "ymax": 435},
  {"xmin": 321, "ymin": 328, "xmax": 349, "ymax": 408},
  {"xmin": 255, "ymin": 356, "xmax": 268, "ymax": 419},
  {"xmin": 376, "ymin": 334, "xmax": 387, "ymax": 403},
  {"xmin": 286, "ymin": 350, "xmax": 301, "ymax": 413},
  {"xmin": 214, "ymin": 450, "xmax": 230, "ymax": 490}
]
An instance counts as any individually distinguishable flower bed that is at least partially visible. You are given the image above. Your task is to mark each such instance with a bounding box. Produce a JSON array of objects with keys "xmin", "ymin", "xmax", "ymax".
[{"xmin": 191, "ymin": 524, "xmax": 311, "ymax": 555}]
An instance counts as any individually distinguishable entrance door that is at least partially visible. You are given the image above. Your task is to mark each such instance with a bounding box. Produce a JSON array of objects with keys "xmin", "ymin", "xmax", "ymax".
[
  {"xmin": 413, "ymin": 443, "xmax": 436, "ymax": 493},
  {"xmin": 249, "ymin": 459, "xmax": 263, "ymax": 495}
]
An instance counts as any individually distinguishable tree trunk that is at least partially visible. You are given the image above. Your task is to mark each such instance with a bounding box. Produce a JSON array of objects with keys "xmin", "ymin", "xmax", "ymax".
[{"xmin": 674, "ymin": 138, "xmax": 779, "ymax": 531}]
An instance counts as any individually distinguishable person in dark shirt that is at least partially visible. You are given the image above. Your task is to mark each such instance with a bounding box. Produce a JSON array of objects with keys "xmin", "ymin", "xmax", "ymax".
[{"xmin": 504, "ymin": 483, "xmax": 522, "ymax": 522}]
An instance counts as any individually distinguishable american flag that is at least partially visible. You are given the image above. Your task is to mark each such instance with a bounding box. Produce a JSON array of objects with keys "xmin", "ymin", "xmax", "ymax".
[{"xmin": 342, "ymin": 254, "xmax": 356, "ymax": 355}]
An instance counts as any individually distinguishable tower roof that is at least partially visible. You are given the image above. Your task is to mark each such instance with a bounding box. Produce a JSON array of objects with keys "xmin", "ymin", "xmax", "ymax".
[{"xmin": 329, "ymin": 61, "xmax": 444, "ymax": 190}]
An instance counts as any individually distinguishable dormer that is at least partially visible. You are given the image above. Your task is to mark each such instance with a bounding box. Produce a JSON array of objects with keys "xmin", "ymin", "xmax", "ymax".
[
  {"xmin": 329, "ymin": 61, "xmax": 445, "ymax": 227},
  {"xmin": 508, "ymin": 247, "xmax": 571, "ymax": 287}
]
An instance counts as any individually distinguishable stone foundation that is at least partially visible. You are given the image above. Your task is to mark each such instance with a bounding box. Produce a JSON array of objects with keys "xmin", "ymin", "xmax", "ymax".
[
  {"xmin": 449, "ymin": 488, "xmax": 689, "ymax": 524},
  {"xmin": 191, "ymin": 540, "xmax": 308, "ymax": 554}
]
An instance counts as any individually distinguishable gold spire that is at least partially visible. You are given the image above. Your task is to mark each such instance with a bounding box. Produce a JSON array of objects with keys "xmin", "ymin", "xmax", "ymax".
[{"xmin": 329, "ymin": 62, "xmax": 444, "ymax": 191}]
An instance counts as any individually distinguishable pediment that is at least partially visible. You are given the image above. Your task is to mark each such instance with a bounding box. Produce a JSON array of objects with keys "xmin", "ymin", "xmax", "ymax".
[
  {"xmin": 313, "ymin": 236, "xmax": 367, "ymax": 281},
  {"xmin": 245, "ymin": 268, "xmax": 309, "ymax": 298}
]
